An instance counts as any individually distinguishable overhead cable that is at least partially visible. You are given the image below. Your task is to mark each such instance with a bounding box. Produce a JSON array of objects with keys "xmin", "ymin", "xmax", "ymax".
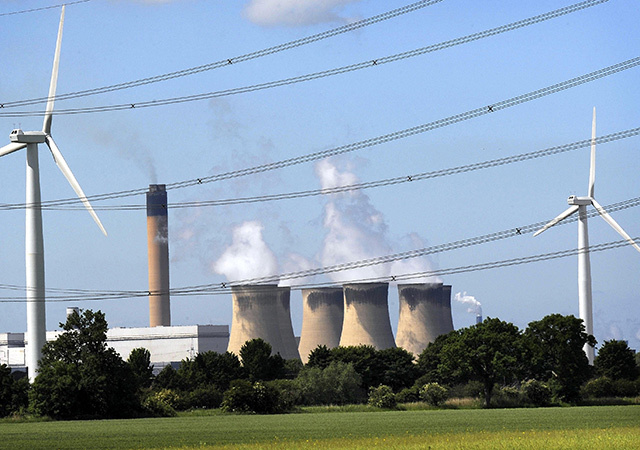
[
  {"xmin": 0, "ymin": 0, "xmax": 608, "ymax": 116},
  {"xmin": 1, "ymin": 198, "xmax": 637, "ymax": 300},
  {"xmin": 0, "ymin": 0, "xmax": 90, "ymax": 17},
  {"xmin": 0, "ymin": 0, "xmax": 445, "ymax": 108},
  {"xmin": 7, "ymin": 55, "xmax": 639, "ymax": 209},
  {"xmin": 0, "ymin": 237, "xmax": 634, "ymax": 302},
  {"xmin": 7, "ymin": 127, "xmax": 634, "ymax": 212}
]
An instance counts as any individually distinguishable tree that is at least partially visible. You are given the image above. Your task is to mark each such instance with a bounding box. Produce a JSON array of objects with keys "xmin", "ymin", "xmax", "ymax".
[
  {"xmin": 438, "ymin": 318, "xmax": 525, "ymax": 407},
  {"xmin": 377, "ymin": 347, "xmax": 420, "ymax": 392},
  {"xmin": 306, "ymin": 345, "xmax": 333, "ymax": 369},
  {"xmin": 594, "ymin": 340, "xmax": 639, "ymax": 381},
  {"xmin": 178, "ymin": 351, "xmax": 243, "ymax": 391},
  {"xmin": 416, "ymin": 330, "xmax": 461, "ymax": 384},
  {"xmin": 128, "ymin": 348, "xmax": 154, "ymax": 390},
  {"xmin": 295, "ymin": 361, "xmax": 364, "ymax": 405},
  {"xmin": 524, "ymin": 314, "xmax": 596, "ymax": 403},
  {"xmin": 29, "ymin": 309, "xmax": 139, "ymax": 419},
  {"xmin": 0, "ymin": 365, "xmax": 28, "ymax": 417},
  {"xmin": 330, "ymin": 345, "xmax": 386, "ymax": 391},
  {"xmin": 239, "ymin": 339, "xmax": 285, "ymax": 382}
]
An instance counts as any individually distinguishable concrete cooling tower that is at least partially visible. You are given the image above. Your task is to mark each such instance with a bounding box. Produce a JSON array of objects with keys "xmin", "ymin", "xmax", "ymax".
[
  {"xmin": 227, "ymin": 285, "xmax": 300, "ymax": 359},
  {"xmin": 275, "ymin": 287, "xmax": 300, "ymax": 360},
  {"xmin": 147, "ymin": 184, "xmax": 170, "ymax": 327},
  {"xmin": 298, "ymin": 287, "xmax": 344, "ymax": 364},
  {"xmin": 339, "ymin": 283, "xmax": 396, "ymax": 350},
  {"xmin": 395, "ymin": 283, "xmax": 454, "ymax": 356}
]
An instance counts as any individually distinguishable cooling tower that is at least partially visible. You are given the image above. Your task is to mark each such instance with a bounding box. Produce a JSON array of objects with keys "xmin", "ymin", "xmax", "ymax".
[
  {"xmin": 227, "ymin": 285, "xmax": 287, "ymax": 358},
  {"xmin": 147, "ymin": 184, "xmax": 171, "ymax": 327},
  {"xmin": 442, "ymin": 285, "xmax": 454, "ymax": 331},
  {"xmin": 275, "ymin": 287, "xmax": 300, "ymax": 360},
  {"xmin": 298, "ymin": 287, "xmax": 344, "ymax": 363},
  {"xmin": 396, "ymin": 283, "xmax": 454, "ymax": 356},
  {"xmin": 339, "ymin": 283, "xmax": 396, "ymax": 350}
]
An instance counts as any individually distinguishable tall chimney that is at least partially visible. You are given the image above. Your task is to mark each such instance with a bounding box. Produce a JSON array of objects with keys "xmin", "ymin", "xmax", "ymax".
[
  {"xmin": 339, "ymin": 283, "xmax": 396, "ymax": 350},
  {"xmin": 298, "ymin": 287, "xmax": 343, "ymax": 363},
  {"xmin": 147, "ymin": 184, "xmax": 170, "ymax": 327}
]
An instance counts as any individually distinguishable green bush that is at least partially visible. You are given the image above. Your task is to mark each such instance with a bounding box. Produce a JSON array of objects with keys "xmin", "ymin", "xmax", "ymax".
[
  {"xmin": 267, "ymin": 379, "xmax": 301, "ymax": 411},
  {"xmin": 521, "ymin": 379, "xmax": 552, "ymax": 406},
  {"xmin": 368, "ymin": 385, "xmax": 397, "ymax": 409},
  {"xmin": 184, "ymin": 384, "xmax": 223, "ymax": 409},
  {"xmin": 492, "ymin": 385, "xmax": 523, "ymax": 407},
  {"xmin": 221, "ymin": 380, "xmax": 284, "ymax": 414},
  {"xmin": 582, "ymin": 377, "xmax": 615, "ymax": 398},
  {"xmin": 420, "ymin": 383, "xmax": 449, "ymax": 406},
  {"xmin": 295, "ymin": 361, "xmax": 364, "ymax": 405},
  {"xmin": 612, "ymin": 379, "xmax": 639, "ymax": 397},
  {"xmin": 142, "ymin": 393, "xmax": 177, "ymax": 417},
  {"xmin": 395, "ymin": 385, "xmax": 420, "ymax": 403}
]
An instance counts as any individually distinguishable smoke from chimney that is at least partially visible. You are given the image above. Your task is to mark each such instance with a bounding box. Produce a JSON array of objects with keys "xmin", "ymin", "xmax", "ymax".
[
  {"xmin": 454, "ymin": 291, "xmax": 482, "ymax": 322},
  {"xmin": 147, "ymin": 184, "xmax": 171, "ymax": 327}
]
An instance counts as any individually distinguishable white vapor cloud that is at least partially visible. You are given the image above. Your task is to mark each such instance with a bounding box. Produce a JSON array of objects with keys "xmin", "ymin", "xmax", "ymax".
[
  {"xmin": 213, "ymin": 221, "xmax": 279, "ymax": 281},
  {"xmin": 454, "ymin": 291, "xmax": 482, "ymax": 316},
  {"xmin": 317, "ymin": 158, "xmax": 435, "ymax": 283},
  {"xmin": 244, "ymin": 0, "xmax": 363, "ymax": 27}
]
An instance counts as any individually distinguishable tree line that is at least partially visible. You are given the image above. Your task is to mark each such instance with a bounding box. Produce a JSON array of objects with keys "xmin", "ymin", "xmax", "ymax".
[{"xmin": 1, "ymin": 309, "xmax": 638, "ymax": 419}]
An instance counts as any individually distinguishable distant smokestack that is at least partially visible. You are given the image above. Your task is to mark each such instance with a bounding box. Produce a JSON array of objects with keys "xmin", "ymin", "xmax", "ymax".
[
  {"xmin": 228, "ymin": 285, "xmax": 298, "ymax": 358},
  {"xmin": 396, "ymin": 283, "xmax": 455, "ymax": 356},
  {"xmin": 298, "ymin": 287, "xmax": 343, "ymax": 363},
  {"xmin": 339, "ymin": 283, "xmax": 395, "ymax": 350},
  {"xmin": 147, "ymin": 184, "xmax": 170, "ymax": 327},
  {"xmin": 66, "ymin": 306, "xmax": 80, "ymax": 319},
  {"xmin": 476, "ymin": 314, "xmax": 483, "ymax": 325}
]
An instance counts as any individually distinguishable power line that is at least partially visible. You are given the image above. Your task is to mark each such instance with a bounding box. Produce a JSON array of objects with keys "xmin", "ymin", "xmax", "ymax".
[
  {"xmin": 5, "ymin": 55, "xmax": 638, "ymax": 209},
  {"xmin": 0, "ymin": 0, "xmax": 609, "ymax": 117},
  {"xmin": 1, "ymin": 198, "xmax": 637, "ymax": 300},
  {"xmin": 0, "ymin": 237, "xmax": 635, "ymax": 302},
  {"xmin": 6, "ymin": 127, "xmax": 634, "ymax": 212},
  {"xmin": 0, "ymin": 0, "xmax": 445, "ymax": 108},
  {"xmin": 0, "ymin": 0, "xmax": 90, "ymax": 17}
]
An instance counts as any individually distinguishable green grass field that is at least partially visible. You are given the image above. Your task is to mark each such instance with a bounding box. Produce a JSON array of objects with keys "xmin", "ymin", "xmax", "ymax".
[{"xmin": 1, "ymin": 406, "xmax": 638, "ymax": 449}]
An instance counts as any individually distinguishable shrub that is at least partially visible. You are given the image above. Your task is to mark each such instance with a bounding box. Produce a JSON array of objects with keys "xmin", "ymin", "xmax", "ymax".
[
  {"xmin": 396, "ymin": 385, "xmax": 420, "ymax": 403},
  {"xmin": 368, "ymin": 385, "xmax": 397, "ymax": 409},
  {"xmin": 493, "ymin": 386, "xmax": 523, "ymax": 407},
  {"xmin": 184, "ymin": 384, "xmax": 223, "ymax": 409},
  {"xmin": 142, "ymin": 394, "xmax": 177, "ymax": 417},
  {"xmin": 221, "ymin": 380, "xmax": 284, "ymax": 414},
  {"xmin": 267, "ymin": 379, "xmax": 301, "ymax": 411},
  {"xmin": 296, "ymin": 361, "xmax": 364, "ymax": 405},
  {"xmin": 582, "ymin": 377, "xmax": 615, "ymax": 398},
  {"xmin": 521, "ymin": 379, "xmax": 551, "ymax": 406},
  {"xmin": 612, "ymin": 379, "xmax": 639, "ymax": 397},
  {"xmin": 420, "ymin": 383, "xmax": 448, "ymax": 406}
]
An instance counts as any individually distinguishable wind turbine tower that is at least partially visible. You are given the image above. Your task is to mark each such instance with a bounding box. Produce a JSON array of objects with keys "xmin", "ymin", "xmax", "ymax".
[
  {"xmin": 0, "ymin": 6, "xmax": 107, "ymax": 381},
  {"xmin": 534, "ymin": 108, "xmax": 640, "ymax": 364}
]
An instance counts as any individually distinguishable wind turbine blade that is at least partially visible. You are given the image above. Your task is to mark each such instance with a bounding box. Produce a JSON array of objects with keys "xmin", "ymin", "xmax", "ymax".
[
  {"xmin": 45, "ymin": 135, "xmax": 107, "ymax": 236},
  {"xmin": 0, "ymin": 142, "xmax": 27, "ymax": 157},
  {"xmin": 533, "ymin": 205, "xmax": 579, "ymax": 237},
  {"xmin": 588, "ymin": 107, "xmax": 596, "ymax": 197},
  {"xmin": 42, "ymin": 5, "xmax": 65, "ymax": 135},
  {"xmin": 592, "ymin": 198, "xmax": 640, "ymax": 252}
]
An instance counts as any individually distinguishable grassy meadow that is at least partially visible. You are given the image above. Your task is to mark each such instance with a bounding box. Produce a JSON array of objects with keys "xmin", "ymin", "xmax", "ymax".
[{"xmin": 0, "ymin": 405, "xmax": 638, "ymax": 449}]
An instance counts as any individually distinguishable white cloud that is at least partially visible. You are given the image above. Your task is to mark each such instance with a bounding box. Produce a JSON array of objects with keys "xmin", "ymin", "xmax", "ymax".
[{"xmin": 244, "ymin": 0, "xmax": 363, "ymax": 27}]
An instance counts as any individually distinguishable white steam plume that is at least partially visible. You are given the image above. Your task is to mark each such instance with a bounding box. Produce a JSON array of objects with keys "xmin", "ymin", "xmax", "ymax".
[
  {"xmin": 213, "ymin": 221, "xmax": 278, "ymax": 282},
  {"xmin": 317, "ymin": 158, "xmax": 435, "ymax": 283},
  {"xmin": 244, "ymin": 0, "xmax": 362, "ymax": 27},
  {"xmin": 454, "ymin": 291, "xmax": 482, "ymax": 316}
]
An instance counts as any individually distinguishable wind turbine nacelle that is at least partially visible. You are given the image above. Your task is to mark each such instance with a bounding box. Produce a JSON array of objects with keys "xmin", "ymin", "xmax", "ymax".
[
  {"xmin": 567, "ymin": 195, "xmax": 592, "ymax": 206},
  {"xmin": 9, "ymin": 129, "xmax": 46, "ymax": 144}
]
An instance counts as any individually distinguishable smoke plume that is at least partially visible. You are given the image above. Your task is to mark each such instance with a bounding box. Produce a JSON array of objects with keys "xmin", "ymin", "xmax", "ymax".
[
  {"xmin": 317, "ymin": 158, "xmax": 435, "ymax": 283},
  {"xmin": 454, "ymin": 291, "xmax": 482, "ymax": 316},
  {"xmin": 213, "ymin": 221, "xmax": 278, "ymax": 282}
]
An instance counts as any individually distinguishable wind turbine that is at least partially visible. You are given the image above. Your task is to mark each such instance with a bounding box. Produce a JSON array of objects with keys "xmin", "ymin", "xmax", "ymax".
[
  {"xmin": 534, "ymin": 108, "xmax": 640, "ymax": 365},
  {"xmin": 0, "ymin": 6, "xmax": 107, "ymax": 381}
]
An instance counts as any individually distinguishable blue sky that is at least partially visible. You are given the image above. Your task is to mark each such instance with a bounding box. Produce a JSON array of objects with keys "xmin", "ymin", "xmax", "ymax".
[{"xmin": 0, "ymin": 0, "xmax": 638, "ymax": 351}]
